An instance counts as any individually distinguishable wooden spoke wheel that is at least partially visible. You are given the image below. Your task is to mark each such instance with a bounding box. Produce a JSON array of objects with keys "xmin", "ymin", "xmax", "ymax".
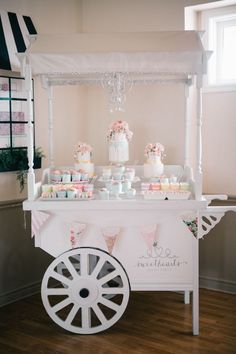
[{"xmin": 41, "ymin": 247, "xmax": 130, "ymax": 334}]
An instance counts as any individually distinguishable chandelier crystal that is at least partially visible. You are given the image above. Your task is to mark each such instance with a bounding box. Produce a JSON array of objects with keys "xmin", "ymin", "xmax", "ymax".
[{"xmin": 102, "ymin": 72, "xmax": 133, "ymax": 113}]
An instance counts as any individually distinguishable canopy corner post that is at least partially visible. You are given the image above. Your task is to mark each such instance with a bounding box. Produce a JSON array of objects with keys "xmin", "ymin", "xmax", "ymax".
[
  {"xmin": 47, "ymin": 84, "xmax": 54, "ymax": 170},
  {"xmin": 195, "ymin": 75, "xmax": 203, "ymax": 201},
  {"xmin": 41, "ymin": 76, "xmax": 54, "ymax": 172},
  {"xmin": 25, "ymin": 59, "xmax": 35, "ymax": 200},
  {"xmin": 184, "ymin": 77, "xmax": 192, "ymax": 169}
]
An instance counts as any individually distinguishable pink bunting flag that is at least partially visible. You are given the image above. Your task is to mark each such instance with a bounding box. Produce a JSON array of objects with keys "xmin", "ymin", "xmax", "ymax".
[
  {"xmin": 141, "ymin": 225, "xmax": 157, "ymax": 252},
  {"xmin": 70, "ymin": 222, "xmax": 86, "ymax": 248},
  {"xmin": 101, "ymin": 227, "xmax": 120, "ymax": 254},
  {"xmin": 31, "ymin": 210, "xmax": 50, "ymax": 238}
]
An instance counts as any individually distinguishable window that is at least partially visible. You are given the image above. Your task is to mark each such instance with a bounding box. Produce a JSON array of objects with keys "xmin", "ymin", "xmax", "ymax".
[
  {"xmin": 201, "ymin": 5, "xmax": 236, "ymax": 90},
  {"xmin": 0, "ymin": 75, "xmax": 35, "ymax": 172}
]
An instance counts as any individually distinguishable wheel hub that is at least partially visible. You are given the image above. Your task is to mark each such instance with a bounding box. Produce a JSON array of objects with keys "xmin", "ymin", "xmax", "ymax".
[
  {"xmin": 71, "ymin": 277, "xmax": 99, "ymax": 306},
  {"xmin": 79, "ymin": 288, "xmax": 89, "ymax": 298}
]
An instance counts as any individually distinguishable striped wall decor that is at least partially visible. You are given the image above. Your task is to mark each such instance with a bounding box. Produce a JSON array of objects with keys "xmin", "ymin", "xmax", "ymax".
[{"xmin": 0, "ymin": 10, "xmax": 37, "ymax": 72}]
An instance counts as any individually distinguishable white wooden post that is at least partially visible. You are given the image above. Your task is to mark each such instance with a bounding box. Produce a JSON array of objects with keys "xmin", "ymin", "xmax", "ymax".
[
  {"xmin": 184, "ymin": 81, "xmax": 191, "ymax": 168},
  {"xmin": 25, "ymin": 60, "xmax": 35, "ymax": 200},
  {"xmin": 195, "ymin": 75, "xmax": 203, "ymax": 200},
  {"xmin": 47, "ymin": 86, "xmax": 54, "ymax": 169},
  {"xmin": 184, "ymin": 290, "xmax": 190, "ymax": 304},
  {"xmin": 192, "ymin": 238, "xmax": 199, "ymax": 335}
]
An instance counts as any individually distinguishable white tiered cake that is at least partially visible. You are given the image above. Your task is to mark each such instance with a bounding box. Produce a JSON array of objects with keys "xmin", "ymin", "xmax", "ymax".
[
  {"xmin": 74, "ymin": 142, "xmax": 94, "ymax": 177},
  {"xmin": 107, "ymin": 120, "xmax": 133, "ymax": 164},
  {"xmin": 143, "ymin": 143, "xmax": 164, "ymax": 178}
]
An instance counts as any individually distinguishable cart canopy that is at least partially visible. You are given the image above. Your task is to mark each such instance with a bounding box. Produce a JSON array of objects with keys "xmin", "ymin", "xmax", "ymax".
[{"xmin": 23, "ymin": 31, "xmax": 210, "ymax": 78}]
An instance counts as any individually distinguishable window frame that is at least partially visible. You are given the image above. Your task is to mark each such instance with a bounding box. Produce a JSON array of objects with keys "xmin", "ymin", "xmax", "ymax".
[
  {"xmin": 0, "ymin": 75, "xmax": 35, "ymax": 172},
  {"xmin": 201, "ymin": 5, "xmax": 236, "ymax": 92}
]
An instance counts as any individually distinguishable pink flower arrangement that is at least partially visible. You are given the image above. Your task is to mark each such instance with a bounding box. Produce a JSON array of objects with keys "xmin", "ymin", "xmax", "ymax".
[
  {"xmin": 74, "ymin": 142, "xmax": 93, "ymax": 154},
  {"xmin": 144, "ymin": 142, "xmax": 165, "ymax": 157},
  {"xmin": 107, "ymin": 120, "xmax": 133, "ymax": 141}
]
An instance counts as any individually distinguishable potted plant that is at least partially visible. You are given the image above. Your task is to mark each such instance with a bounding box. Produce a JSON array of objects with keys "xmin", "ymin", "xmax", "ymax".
[{"xmin": 0, "ymin": 147, "xmax": 45, "ymax": 191}]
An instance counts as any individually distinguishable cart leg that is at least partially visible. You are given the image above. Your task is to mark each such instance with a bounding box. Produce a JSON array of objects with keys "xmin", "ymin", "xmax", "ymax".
[
  {"xmin": 193, "ymin": 287, "xmax": 199, "ymax": 335},
  {"xmin": 184, "ymin": 290, "xmax": 190, "ymax": 304},
  {"xmin": 192, "ymin": 238, "xmax": 199, "ymax": 335}
]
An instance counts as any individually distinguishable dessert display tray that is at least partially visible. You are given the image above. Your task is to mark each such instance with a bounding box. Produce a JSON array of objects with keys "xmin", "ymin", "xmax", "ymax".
[
  {"xmin": 98, "ymin": 176, "xmax": 140, "ymax": 183},
  {"xmin": 49, "ymin": 178, "xmax": 97, "ymax": 184},
  {"xmin": 142, "ymin": 190, "xmax": 191, "ymax": 200},
  {"xmin": 39, "ymin": 196, "xmax": 95, "ymax": 201}
]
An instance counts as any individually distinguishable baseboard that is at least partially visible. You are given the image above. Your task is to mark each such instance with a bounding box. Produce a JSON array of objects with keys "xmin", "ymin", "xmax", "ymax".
[
  {"xmin": 0, "ymin": 280, "xmax": 41, "ymax": 307},
  {"xmin": 199, "ymin": 275, "xmax": 236, "ymax": 294}
]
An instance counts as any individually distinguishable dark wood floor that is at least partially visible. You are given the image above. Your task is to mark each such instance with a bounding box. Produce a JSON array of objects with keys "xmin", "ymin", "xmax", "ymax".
[{"xmin": 0, "ymin": 289, "xmax": 235, "ymax": 354}]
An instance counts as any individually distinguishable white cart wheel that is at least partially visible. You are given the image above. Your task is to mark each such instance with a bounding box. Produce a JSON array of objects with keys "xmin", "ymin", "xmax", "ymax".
[{"xmin": 41, "ymin": 247, "xmax": 130, "ymax": 334}]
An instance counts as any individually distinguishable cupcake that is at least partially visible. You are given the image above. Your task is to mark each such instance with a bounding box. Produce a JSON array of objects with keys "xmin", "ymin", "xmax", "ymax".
[
  {"xmin": 57, "ymin": 188, "xmax": 67, "ymax": 198},
  {"xmin": 41, "ymin": 191, "xmax": 50, "ymax": 198},
  {"xmin": 125, "ymin": 168, "xmax": 135, "ymax": 181},
  {"xmin": 62, "ymin": 170, "xmax": 71, "ymax": 183},
  {"xmin": 160, "ymin": 178, "xmax": 169, "ymax": 191},
  {"xmin": 180, "ymin": 182, "xmax": 190, "ymax": 191},
  {"xmin": 122, "ymin": 179, "xmax": 132, "ymax": 193},
  {"xmin": 99, "ymin": 188, "xmax": 109, "ymax": 200},
  {"xmin": 170, "ymin": 182, "xmax": 179, "ymax": 191},
  {"xmin": 71, "ymin": 170, "xmax": 81, "ymax": 182},
  {"xmin": 141, "ymin": 182, "xmax": 150, "ymax": 191},
  {"xmin": 150, "ymin": 183, "xmax": 161, "ymax": 190},
  {"xmin": 67, "ymin": 188, "xmax": 77, "ymax": 198},
  {"xmin": 126, "ymin": 188, "xmax": 136, "ymax": 198},
  {"xmin": 169, "ymin": 175, "xmax": 178, "ymax": 183},
  {"xmin": 42, "ymin": 184, "xmax": 53, "ymax": 193},
  {"xmin": 102, "ymin": 167, "xmax": 112, "ymax": 180},
  {"xmin": 51, "ymin": 170, "xmax": 62, "ymax": 182},
  {"xmin": 81, "ymin": 172, "xmax": 89, "ymax": 181}
]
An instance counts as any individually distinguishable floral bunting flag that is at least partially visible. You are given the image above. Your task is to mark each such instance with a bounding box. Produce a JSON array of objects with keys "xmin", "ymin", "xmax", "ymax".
[
  {"xmin": 183, "ymin": 219, "xmax": 198, "ymax": 237},
  {"xmin": 31, "ymin": 210, "xmax": 50, "ymax": 238},
  {"xmin": 101, "ymin": 227, "xmax": 120, "ymax": 254},
  {"xmin": 70, "ymin": 222, "xmax": 86, "ymax": 248},
  {"xmin": 141, "ymin": 224, "xmax": 157, "ymax": 252},
  {"xmin": 182, "ymin": 215, "xmax": 198, "ymax": 237}
]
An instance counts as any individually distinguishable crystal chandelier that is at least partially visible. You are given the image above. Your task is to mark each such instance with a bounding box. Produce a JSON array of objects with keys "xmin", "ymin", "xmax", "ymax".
[{"xmin": 102, "ymin": 72, "xmax": 133, "ymax": 113}]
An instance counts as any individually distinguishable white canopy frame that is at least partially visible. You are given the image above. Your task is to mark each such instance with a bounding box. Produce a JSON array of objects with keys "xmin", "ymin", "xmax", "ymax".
[{"xmin": 20, "ymin": 30, "xmax": 209, "ymax": 201}]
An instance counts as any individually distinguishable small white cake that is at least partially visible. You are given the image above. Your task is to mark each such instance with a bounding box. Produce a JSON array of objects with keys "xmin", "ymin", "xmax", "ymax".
[
  {"xmin": 74, "ymin": 142, "xmax": 94, "ymax": 177},
  {"xmin": 143, "ymin": 143, "xmax": 164, "ymax": 178},
  {"xmin": 107, "ymin": 120, "xmax": 133, "ymax": 164}
]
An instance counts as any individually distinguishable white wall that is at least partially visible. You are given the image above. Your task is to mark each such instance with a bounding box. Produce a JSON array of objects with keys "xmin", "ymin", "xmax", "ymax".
[
  {"xmin": 202, "ymin": 91, "xmax": 236, "ymax": 195},
  {"xmin": 0, "ymin": 0, "xmax": 82, "ymax": 33},
  {"xmin": 82, "ymin": 0, "xmax": 218, "ymax": 32}
]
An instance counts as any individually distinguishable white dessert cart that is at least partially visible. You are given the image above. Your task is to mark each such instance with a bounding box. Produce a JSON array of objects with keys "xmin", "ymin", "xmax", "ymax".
[{"xmin": 20, "ymin": 31, "xmax": 236, "ymax": 335}]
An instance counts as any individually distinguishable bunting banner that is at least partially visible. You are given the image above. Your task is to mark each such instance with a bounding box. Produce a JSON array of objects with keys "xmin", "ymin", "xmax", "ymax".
[
  {"xmin": 31, "ymin": 210, "xmax": 50, "ymax": 238},
  {"xmin": 101, "ymin": 227, "xmax": 121, "ymax": 254},
  {"xmin": 0, "ymin": 10, "xmax": 37, "ymax": 71},
  {"xmin": 141, "ymin": 224, "xmax": 157, "ymax": 252},
  {"xmin": 70, "ymin": 222, "xmax": 86, "ymax": 248},
  {"xmin": 182, "ymin": 214, "xmax": 198, "ymax": 238}
]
